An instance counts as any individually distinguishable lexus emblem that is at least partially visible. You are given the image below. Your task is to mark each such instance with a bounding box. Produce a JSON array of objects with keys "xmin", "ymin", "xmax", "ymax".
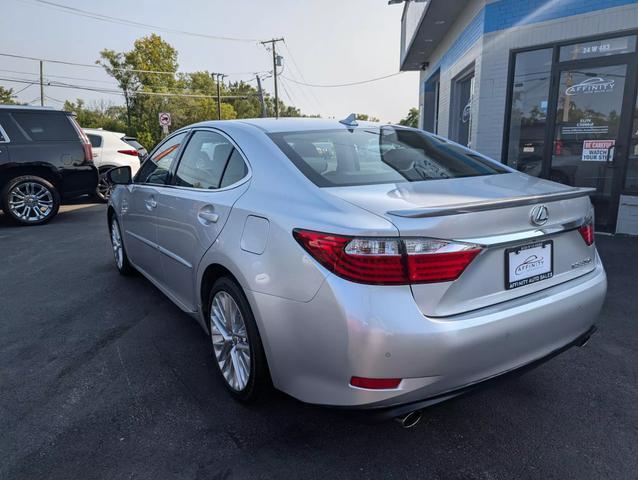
[{"xmin": 530, "ymin": 205, "xmax": 549, "ymax": 226}]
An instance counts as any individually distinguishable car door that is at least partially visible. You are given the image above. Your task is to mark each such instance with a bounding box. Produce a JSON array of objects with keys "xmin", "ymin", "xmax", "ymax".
[
  {"xmin": 122, "ymin": 131, "xmax": 188, "ymax": 282},
  {"xmin": 155, "ymin": 129, "xmax": 250, "ymax": 310}
]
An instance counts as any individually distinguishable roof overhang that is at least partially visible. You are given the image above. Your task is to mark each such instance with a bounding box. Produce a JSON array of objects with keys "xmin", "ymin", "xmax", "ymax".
[{"xmin": 401, "ymin": 0, "xmax": 470, "ymax": 71}]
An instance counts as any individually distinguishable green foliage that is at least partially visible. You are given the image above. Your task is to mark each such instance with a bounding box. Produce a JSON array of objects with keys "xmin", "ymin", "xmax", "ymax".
[
  {"xmin": 356, "ymin": 113, "xmax": 380, "ymax": 122},
  {"xmin": 88, "ymin": 34, "xmax": 308, "ymax": 150},
  {"xmin": 63, "ymin": 99, "xmax": 127, "ymax": 132},
  {"xmin": 399, "ymin": 107, "xmax": 419, "ymax": 128},
  {"xmin": 0, "ymin": 86, "xmax": 18, "ymax": 105}
]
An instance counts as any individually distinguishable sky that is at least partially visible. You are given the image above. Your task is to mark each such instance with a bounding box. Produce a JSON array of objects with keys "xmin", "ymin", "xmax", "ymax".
[{"xmin": 0, "ymin": 0, "xmax": 419, "ymax": 123}]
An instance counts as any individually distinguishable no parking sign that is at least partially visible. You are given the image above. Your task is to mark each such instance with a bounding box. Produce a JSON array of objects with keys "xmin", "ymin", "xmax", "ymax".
[{"xmin": 159, "ymin": 112, "xmax": 171, "ymax": 127}]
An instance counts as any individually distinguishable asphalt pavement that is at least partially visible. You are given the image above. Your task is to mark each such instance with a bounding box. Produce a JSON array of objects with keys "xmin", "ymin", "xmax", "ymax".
[{"xmin": 1, "ymin": 202, "xmax": 637, "ymax": 479}]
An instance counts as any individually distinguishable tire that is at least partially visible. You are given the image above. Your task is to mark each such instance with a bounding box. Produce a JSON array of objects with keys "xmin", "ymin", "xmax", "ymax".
[
  {"xmin": 1, "ymin": 175, "xmax": 60, "ymax": 226},
  {"xmin": 207, "ymin": 277, "xmax": 271, "ymax": 403},
  {"xmin": 109, "ymin": 216, "xmax": 134, "ymax": 275},
  {"xmin": 95, "ymin": 168, "xmax": 116, "ymax": 203}
]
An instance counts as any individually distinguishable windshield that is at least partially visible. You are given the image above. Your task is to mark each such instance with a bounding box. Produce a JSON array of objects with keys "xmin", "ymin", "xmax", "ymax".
[{"xmin": 269, "ymin": 127, "xmax": 509, "ymax": 187}]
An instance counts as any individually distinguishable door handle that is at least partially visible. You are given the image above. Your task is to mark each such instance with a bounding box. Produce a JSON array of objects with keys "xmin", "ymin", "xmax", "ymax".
[
  {"xmin": 198, "ymin": 211, "xmax": 219, "ymax": 223},
  {"xmin": 145, "ymin": 197, "xmax": 157, "ymax": 210}
]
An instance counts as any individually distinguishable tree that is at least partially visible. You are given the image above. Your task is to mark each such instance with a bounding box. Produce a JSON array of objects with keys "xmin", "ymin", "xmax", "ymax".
[
  {"xmin": 0, "ymin": 86, "xmax": 18, "ymax": 105},
  {"xmin": 399, "ymin": 107, "xmax": 419, "ymax": 128},
  {"xmin": 63, "ymin": 99, "xmax": 127, "ymax": 132},
  {"xmin": 356, "ymin": 113, "xmax": 380, "ymax": 122},
  {"xmin": 96, "ymin": 35, "xmax": 305, "ymax": 149}
]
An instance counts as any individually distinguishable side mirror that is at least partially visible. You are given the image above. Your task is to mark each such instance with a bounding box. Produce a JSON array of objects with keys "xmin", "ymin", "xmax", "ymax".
[{"xmin": 106, "ymin": 166, "xmax": 132, "ymax": 185}]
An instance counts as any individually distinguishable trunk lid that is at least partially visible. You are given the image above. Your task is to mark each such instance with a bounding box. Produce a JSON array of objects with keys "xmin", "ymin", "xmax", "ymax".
[{"xmin": 326, "ymin": 172, "xmax": 597, "ymax": 317}]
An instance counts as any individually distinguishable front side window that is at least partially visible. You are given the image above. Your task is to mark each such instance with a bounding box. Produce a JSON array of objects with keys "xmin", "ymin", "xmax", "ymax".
[
  {"xmin": 269, "ymin": 127, "xmax": 507, "ymax": 187},
  {"xmin": 174, "ymin": 130, "xmax": 239, "ymax": 189},
  {"xmin": 136, "ymin": 132, "xmax": 187, "ymax": 185},
  {"xmin": 505, "ymin": 48, "xmax": 553, "ymax": 176}
]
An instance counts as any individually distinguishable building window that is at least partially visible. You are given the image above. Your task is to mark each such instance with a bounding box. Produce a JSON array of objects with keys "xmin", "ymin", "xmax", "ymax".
[
  {"xmin": 559, "ymin": 35, "xmax": 636, "ymax": 62},
  {"xmin": 423, "ymin": 71, "xmax": 440, "ymax": 134},
  {"xmin": 451, "ymin": 68, "xmax": 475, "ymax": 148},
  {"xmin": 504, "ymin": 48, "xmax": 552, "ymax": 176}
]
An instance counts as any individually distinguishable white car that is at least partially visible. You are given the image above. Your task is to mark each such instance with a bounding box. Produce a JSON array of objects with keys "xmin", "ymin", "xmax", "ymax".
[{"xmin": 84, "ymin": 128, "xmax": 146, "ymax": 200}]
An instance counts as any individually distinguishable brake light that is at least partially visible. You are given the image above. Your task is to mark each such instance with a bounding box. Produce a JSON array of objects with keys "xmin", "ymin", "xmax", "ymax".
[
  {"xmin": 350, "ymin": 377, "xmax": 401, "ymax": 389},
  {"xmin": 578, "ymin": 221, "xmax": 594, "ymax": 246},
  {"xmin": 68, "ymin": 116, "xmax": 93, "ymax": 164},
  {"xmin": 293, "ymin": 229, "xmax": 482, "ymax": 285},
  {"xmin": 117, "ymin": 149, "xmax": 140, "ymax": 157}
]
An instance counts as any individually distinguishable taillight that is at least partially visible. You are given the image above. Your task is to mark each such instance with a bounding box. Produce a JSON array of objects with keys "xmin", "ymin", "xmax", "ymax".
[
  {"xmin": 117, "ymin": 149, "xmax": 140, "ymax": 157},
  {"xmin": 578, "ymin": 221, "xmax": 594, "ymax": 246},
  {"xmin": 68, "ymin": 116, "xmax": 93, "ymax": 164},
  {"xmin": 293, "ymin": 229, "xmax": 482, "ymax": 285}
]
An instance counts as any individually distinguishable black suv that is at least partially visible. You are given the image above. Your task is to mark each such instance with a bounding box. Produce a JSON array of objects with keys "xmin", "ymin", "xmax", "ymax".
[{"xmin": 0, "ymin": 106, "xmax": 98, "ymax": 225}]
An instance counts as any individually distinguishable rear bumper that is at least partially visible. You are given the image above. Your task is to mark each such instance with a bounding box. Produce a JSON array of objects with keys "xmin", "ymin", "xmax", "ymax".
[
  {"xmin": 364, "ymin": 325, "xmax": 596, "ymax": 421},
  {"xmin": 248, "ymin": 254, "xmax": 606, "ymax": 408}
]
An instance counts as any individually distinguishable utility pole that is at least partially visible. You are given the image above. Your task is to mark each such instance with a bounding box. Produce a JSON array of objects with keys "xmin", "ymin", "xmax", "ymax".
[
  {"xmin": 39, "ymin": 60, "xmax": 44, "ymax": 106},
  {"xmin": 255, "ymin": 74, "xmax": 267, "ymax": 118},
  {"xmin": 211, "ymin": 72, "xmax": 226, "ymax": 120},
  {"xmin": 260, "ymin": 38, "xmax": 284, "ymax": 118}
]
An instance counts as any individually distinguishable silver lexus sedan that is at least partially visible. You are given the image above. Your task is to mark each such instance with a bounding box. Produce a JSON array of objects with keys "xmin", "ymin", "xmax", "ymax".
[{"xmin": 106, "ymin": 117, "xmax": 606, "ymax": 425}]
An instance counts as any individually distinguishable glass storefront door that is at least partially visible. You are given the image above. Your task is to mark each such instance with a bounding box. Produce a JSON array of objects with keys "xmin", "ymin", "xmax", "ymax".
[
  {"xmin": 550, "ymin": 63, "xmax": 630, "ymax": 230},
  {"xmin": 504, "ymin": 34, "xmax": 638, "ymax": 233}
]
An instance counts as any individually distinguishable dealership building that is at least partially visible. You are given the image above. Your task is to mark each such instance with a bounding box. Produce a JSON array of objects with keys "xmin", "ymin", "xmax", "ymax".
[{"xmin": 399, "ymin": 0, "xmax": 638, "ymax": 234}]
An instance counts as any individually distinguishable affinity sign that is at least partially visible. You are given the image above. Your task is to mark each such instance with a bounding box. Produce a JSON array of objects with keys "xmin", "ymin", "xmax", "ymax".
[
  {"xmin": 565, "ymin": 77, "xmax": 614, "ymax": 96},
  {"xmin": 582, "ymin": 140, "xmax": 615, "ymax": 162}
]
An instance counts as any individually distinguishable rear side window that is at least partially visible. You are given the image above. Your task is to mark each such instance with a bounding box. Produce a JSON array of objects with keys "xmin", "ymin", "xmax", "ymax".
[
  {"xmin": 11, "ymin": 112, "xmax": 77, "ymax": 142},
  {"xmin": 269, "ymin": 127, "xmax": 508, "ymax": 187},
  {"xmin": 174, "ymin": 130, "xmax": 248, "ymax": 189},
  {"xmin": 87, "ymin": 134, "xmax": 102, "ymax": 148}
]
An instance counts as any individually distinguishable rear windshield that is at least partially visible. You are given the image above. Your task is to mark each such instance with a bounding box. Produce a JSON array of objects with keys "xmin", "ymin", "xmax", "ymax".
[
  {"xmin": 122, "ymin": 137, "xmax": 146, "ymax": 152},
  {"xmin": 11, "ymin": 112, "xmax": 77, "ymax": 142},
  {"xmin": 269, "ymin": 127, "xmax": 508, "ymax": 187}
]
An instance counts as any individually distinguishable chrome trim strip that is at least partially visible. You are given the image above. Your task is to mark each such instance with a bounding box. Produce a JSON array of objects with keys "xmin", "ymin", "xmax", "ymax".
[
  {"xmin": 387, "ymin": 187, "xmax": 596, "ymax": 218},
  {"xmin": 455, "ymin": 218, "xmax": 587, "ymax": 248},
  {"xmin": 125, "ymin": 230, "xmax": 156, "ymax": 249},
  {"xmin": 126, "ymin": 229, "xmax": 192, "ymax": 269},
  {"xmin": 157, "ymin": 244, "xmax": 192, "ymax": 269}
]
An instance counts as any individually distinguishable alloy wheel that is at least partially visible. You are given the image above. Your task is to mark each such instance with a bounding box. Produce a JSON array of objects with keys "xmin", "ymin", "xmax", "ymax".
[
  {"xmin": 8, "ymin": 182, "xmax": 54, "ymax": 223},
  {"xmin": 110, "ymin": 219, "xmax": 124, "ymax": 269},
  {"xmin": 210, "ymin": 291, "xmax": 251, "ymax": 391},
  {"xmin": 97, "ymin": 172, "xmax": 114, "ymax": 201}
]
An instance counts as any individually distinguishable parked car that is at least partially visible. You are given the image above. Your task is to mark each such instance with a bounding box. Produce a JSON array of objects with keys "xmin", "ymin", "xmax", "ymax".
[
  {"xmin": 106, "ymin": 118, "xmax": 606, "ymax": 426},
  {"xmin": 84, "ymin": 128, "xmax": 145, "ymax": 201},
  {"xmin": 0, "ymin": 105, "xmax": 97, "ymax": 225}
]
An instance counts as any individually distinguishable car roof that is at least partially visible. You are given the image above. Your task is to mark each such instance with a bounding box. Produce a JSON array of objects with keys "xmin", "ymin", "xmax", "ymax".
[
  {"xmin": 83, "ymin": 128, "xmax": 125, "ymax": 136},
  {"xmin": 189, "ymin": 117, "xmax": 389, "ymax": 134},
  {"xmin": 0, "ymin": 105, "xmax": 65, "ymax": 113}
]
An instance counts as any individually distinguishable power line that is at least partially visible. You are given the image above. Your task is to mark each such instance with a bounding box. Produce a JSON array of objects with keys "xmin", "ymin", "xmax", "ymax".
[
  {"xmin": 281, "ymin": 71, "xmax": 404, "ymax": 88},
  {"xmin": 0, "ymin": 68, "xmax": 119, "ymax": 86},
  {"xmin": 281, "ymin": 40, "xmax": 321, "ymax": 111},
  {"xmin": 17, "ymin": 0, "xmax": 261, "ymax": 43},
  {"xmin": 11, "ymin": 82, "xmax": 36, "ymax": 95},
  {"xmin": 0, "ymin": 76, "xmax": 259, "ymax": 100},
  {"xmin": 0, "ymin": 52, "xmax": 267, "ymax": 77}
]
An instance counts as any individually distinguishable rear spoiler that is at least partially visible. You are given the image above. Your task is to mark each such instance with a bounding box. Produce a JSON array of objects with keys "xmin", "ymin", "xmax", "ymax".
[{"xmin": 387, "ymin": 187, "xmax": 596, "ymax": 219}]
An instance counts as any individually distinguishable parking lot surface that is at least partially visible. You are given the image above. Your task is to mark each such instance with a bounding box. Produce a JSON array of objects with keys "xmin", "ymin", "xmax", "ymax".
[{"xmin": 1, "ymin": 203, "xmax": 637, "ymax": 479}]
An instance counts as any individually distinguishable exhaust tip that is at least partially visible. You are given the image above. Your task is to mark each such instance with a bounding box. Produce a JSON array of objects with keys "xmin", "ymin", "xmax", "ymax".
[{"xmin": 395, "ymin": 410, "xmax": 422, "ymax": 429}]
